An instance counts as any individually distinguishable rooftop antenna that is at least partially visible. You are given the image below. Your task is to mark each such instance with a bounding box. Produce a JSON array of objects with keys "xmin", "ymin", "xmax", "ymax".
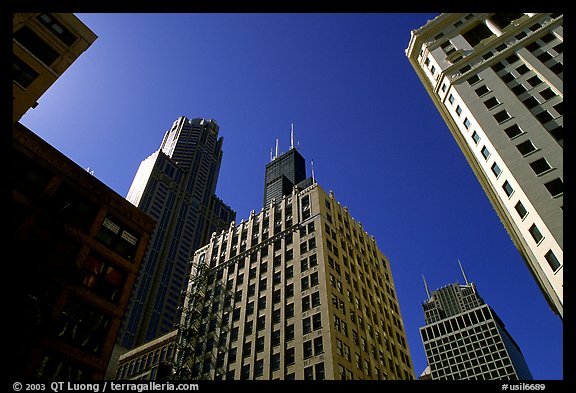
[
  {"xmin": 290, "ymin": 123, "xmax": 295, "ymax": 150},
  {"xmin": 311, "ymin": 159, "xmax": 316, "ymax": 183},
  {"xmin": 458, "ymin": 259, "xmax": 470, "ymax": 286},
  {"xmin": 270, "ymin": 148, "xmax": 273, "ymax": 162},
  {"xmin": 422, "ymin": 274, "xmax": 431, "ymax": 300},
  {"xmin": 275, "ymin": 138, "xmax": 279, "ymax": 159}
]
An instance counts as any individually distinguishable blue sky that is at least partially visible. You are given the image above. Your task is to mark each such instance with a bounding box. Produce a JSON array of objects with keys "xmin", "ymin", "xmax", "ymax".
[{"xmin": 20, "ymin": 13, "xmax": 562, "ymax": 380}]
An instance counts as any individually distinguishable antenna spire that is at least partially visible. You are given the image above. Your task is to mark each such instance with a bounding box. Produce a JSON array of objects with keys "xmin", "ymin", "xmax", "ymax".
[
  {"xmin": 458, "ymin": 259, "xmax": 470, "ymax": 286},
  {"xmin": 290, "ymin": 123, "xmax": 295, "ymax": 150},
  {"xmin": 311, "ymin": 159, "xmax": 316, "ymax": 183},
  {"xmin": 275, "ymin": 138, "xmax": 279, "ymax": 159},
  {"xmin": 270, "ymin": 148, "xmax": 273, "ymax": 162},
  {"xmin": 423, "ymin": 274, "xmax": 431, "ymax": 300}
]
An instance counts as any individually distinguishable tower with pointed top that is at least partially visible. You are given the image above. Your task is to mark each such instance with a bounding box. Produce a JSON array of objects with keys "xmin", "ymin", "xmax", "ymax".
[
  {"xmin": 263, "ymin": 125, "xmax": 310, "ymax": 209},
  {"xmin": 419, "ymin": 263, "xmax": 532, "ymax": 380}
]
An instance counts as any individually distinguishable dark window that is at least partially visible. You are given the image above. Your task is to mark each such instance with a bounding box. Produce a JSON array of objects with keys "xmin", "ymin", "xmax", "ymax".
[
  {"xmin": 36, "ymin": 14, "xmax": 77, "ymax": 46},
  {"xmin": 494, "ymin": 110, "xmax": 511, "ymax": 123},
  {"xmin": 514, "ymin": 201, "xmax": 528, "ymax": 219},
  {"xmin": 526, "ymin": 75, "xmax": 543, "ymax": 87},
  {"xmin": 467, "ymin": 75, "xmax": 480, "ymax": 85},
  {"xmin": 484, "ymin": 97, "xmax": 499, "ymax": 109},
  {"xmin": 504, "ymin": 124, "xmax": 523, "ymax": 139},
  {"xmin": 462, "ymin": 23, "xmax": 494, "ymax": 47},
  {"xmin": 529, "ymin": 158, "xmax": 552, "ymax": 175},
  {"xmin": 13, "ymin": 26, "xmax": 59, "ymax": 66},
  {"xmin": 540, "ymin": 88, "xmax": 557, "ymax": 100},
  {"xmin": 544, "ymin": 178, "xmax": 563, "ymax": 197},
  {"xmin": 503, "ymin": 181, "xmax": 514, "ymax": 197},
  {"xmin": 544, "ymin": 250, "xmax": 561, "ymax": 272},
  {"xmin": 516, "ymin": 140, "xmax": 537, "ymax": 156},
  {"xmin": 505, "ymin": 53, "xmax": 520, "ymax": 64},
  {"xmin": 522, "ymin": 97, "xmax": 540, "ymax": 109},
  {"xmin": 529, "ymin": 224, "xmax": 543, "ymax": 243},
  {"xmin": 475, "ymin": 85, "xmax": 490, "ymax": 96},
  {"xmin": 95, "ymin": 216, "xmax": 140, "ymax": 260},
  {"xmin": 535, "ymin": 110, "xmax": 554, "ymax": 124},
  {"xmin": 13, "ymin": 55, "xmax": 39, "ymax": 88},
  {"xmin": 516, "ymin": 64, "xmax": 530, "ymax": 75}
]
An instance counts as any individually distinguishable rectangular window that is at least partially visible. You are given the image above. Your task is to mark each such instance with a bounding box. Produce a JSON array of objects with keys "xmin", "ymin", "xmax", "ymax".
[
  {"xmin": 544, "ymin": 178, "xmax": 563, "ymax": 197},
  {"xmin": 514, "ymin": 201, "xmax": 528, "ymax": 219},
  {"xmin": 13, "ymin": 26, "xmax": 59, "ymax": 66},
  {"xmin": 529, "ymin": 224, "xmax": 543, "ymax": 243},
  {"xmin": 544, "ymin": 250, "xmax": 561, "ymax": 272},
  {"xmin": 13, "ymin": 55, "xmax": 39, "ymax": 88},
  {"xmin": 481, "ymin": 146, "xmax": 491, "ymax": 160},
  {"xmin": 516, "ymin": 140, "xmax": 537, "ymax": 156},
  {"xmin": 493, "ymin": 110, "xmax": 511, "ymax": 123},
  {"xmin": 484, "ymin": 97, "xmax": 499, "ymax": 109},
  {"xmin": 491, "ymin": 162, "xmax": 502, "ymax": 177},
  {"xmin": 529, "ymin": 158, "xmax": 552, "ymax": 175},
  {"xmin": 456, "ymin": 105, "xmax": 463, "ymax": 116},
  {"xmin": 464, "ymin": 118, "xmax": 471, "ymax": 129},
  {"xmin": 472, "ymin": 131, "xmax": 480, "ymax": 144},
  {"xmin": 504, "ymin": 124, "xmax": 523, "ymax": 139},
  {"xmin": 475, "ymin": 85, "xmax": 490, "ymax": 96},
  {"xmin": 448, "ymin": 94, "xmax": 455, "ymax": 104},
  {"xmin": 502, "ymin": 181, "xmax": 514, "ymax": 197}
]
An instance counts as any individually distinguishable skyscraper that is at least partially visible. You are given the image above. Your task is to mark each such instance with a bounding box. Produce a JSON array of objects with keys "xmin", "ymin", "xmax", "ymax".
[
  {"xmin": 171, "ymin": 181, "xmax": 415, "ymax": 380},
  {"xmin": 419, "ymin": 265, "xmax": 533, "ymax": 380},
  {"xmin": 263, "ymin": 129, "xmax": 307, "ymax": 209},
  {"xmin": 405, "ymin": 13, "xmax": 563, "ymax": 318},
  {"xmin": 117, "ymin": 116, "xmax": 236, "ymax": 350}
]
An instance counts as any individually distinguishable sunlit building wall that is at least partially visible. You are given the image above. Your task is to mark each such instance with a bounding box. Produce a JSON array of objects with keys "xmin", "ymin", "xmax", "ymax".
[
  {"xmin": 13, "ymin": 13, "xmax": 97, "ymax": 124},
  {"xmin": 174, "ymin": 182, "xmax": 415, "ymax": 380},
  {"xmin": 406, "ymin": 13, "xmax": 563, "ymax": 318}
]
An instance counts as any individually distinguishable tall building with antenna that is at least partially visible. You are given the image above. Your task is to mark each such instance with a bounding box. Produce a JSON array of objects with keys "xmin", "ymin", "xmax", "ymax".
[
  {"xmin": 420, "ymin": 263, "xmax": 532, "ymax": 380},
  {"xmin": 166, "ymin": 129, "xmax": 415, "ymax": 380},
  {"xmin": 406, "ymin": 13, "xmax": 563, "ymax": 318},
  {"xmin": 263, "ymin": 125, "xmax": 310, "ymax": 209}
]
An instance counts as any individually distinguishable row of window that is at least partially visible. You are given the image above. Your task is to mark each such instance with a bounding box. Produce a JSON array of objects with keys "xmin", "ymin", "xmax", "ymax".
[{"xmin": 446, "ymin": 74, "xmax": 562, "ymax": 274}]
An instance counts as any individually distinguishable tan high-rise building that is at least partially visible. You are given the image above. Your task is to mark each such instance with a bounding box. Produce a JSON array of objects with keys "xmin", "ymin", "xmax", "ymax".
[
  {"xmin": 405, "ymin": 13, "xmax": 563, "ymax": 318},
  {"xmin": 13, "ymin": 13, "xmax": 97, "ymax": 124},
  {"xmin": 172, "ymin": 181, "xmax": 415, "ymax": 380}
]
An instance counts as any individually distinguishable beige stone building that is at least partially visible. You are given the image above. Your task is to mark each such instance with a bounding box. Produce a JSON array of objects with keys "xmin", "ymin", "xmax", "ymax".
[
  {"xmin": 173, "ymin": 182, "xmax": 415, "ymax": 380},
  {"xmin": 406, "ymin": 13, "xmax": 563, "ymax": 318},
  {"xmin": 13, "ymin": 13, "xmax": 97, "ymax": 124}
]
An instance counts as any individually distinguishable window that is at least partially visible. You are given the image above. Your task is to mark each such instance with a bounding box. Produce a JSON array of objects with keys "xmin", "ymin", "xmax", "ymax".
[
  {"xmin": 493, "ymin": 110, "xmax": 511, "ymax": 123},
  {"xmin": 526, "ymin": 75, "xmax": 542, "ymax": 87},
  {"xmin": 303, "ymin": 341, "xmax": 313, "ymax": 358},
  {"xmin": 475, "ymin": 85, "xmax": 490, "ymax": 96},
  {"xmin": 535, "ymin": 110, "xmax": 554, "ymax": 124},
  {"xmin": 511, "ymin": 84, "xmax": 527, "ymax": 96},
  {"xmin": 462, "ymin": 23, "xmax": 494, "ymax": 47},
  {"xmin": 544, "ymin": 250, "xmax": 561, "ymax": 272},
  {"xmin": 502, "ymin": 181, "xmax": 514, "ymax": 197},
  {"xmin": 544, "ymin": 178, "xmax": 563, "ymax": 197},
  {"xmin": 516, "ymin": 140, "xmax": 537, "ymax": 156},
  {"xmin": 254, "ymin": 359, "xmax": 264, "ymax": 377},
  {"xmin": 514, "ymin": 201, "xmax": 528, "ymax": 219},
  {"xmin": 471, "ymin": 131, "xmax": 480, "ymax": 144},
  {"xmin": 271, "ymin": 353, "xmax": 281, "ymax": 371},
  {"xmin": 467, "ymin": 75, "xmax": 480, "ymax": 85},
  {"xmin": 504, "ymin": 124, "xmax": 523, "ymax": 139},
  {"xmin": 516, "ymin": 64, "xmax": 530, "ymax": 75},
  {"xmin": 13, "ymin": 55, "xmax": 39, "ymax": 88},
  {"xmin": 484, "ymin": 97, "xmax": 499, "ymax": 109},
  {"xmin": 448, "ymin": 94, "xmax": 455, "ymax": 104},
  {"xmin": 37, "ymin": 14, "xmax": 77, "ymax": 46},
  {"xmin": 528, "ymin": 224, "xmax": 543, "ymax": 243},
  {"xmin": 529, "ymin": 158, "xmax": 552, "ymax": 175},
  {"xmin": 522, "ymin": 97, "xmax": 540, "ymax": 109},
  {"xmin": 540, "ymin": 88, "xmax": 557, "ymax": 100},
  {"xmin": 481, "ymin": 146, "xmax": 491, "ymax": 160},
  {"xmin": 491, "ymin": 162, "xmax": 502, "ymax": 177},
  {"xmin": 13, "ymin": 26, "xmax": 59, "ymax": 66},
  {"xmin": 464, "ymin": 118, "xmax": 471, "ymax": 129}
]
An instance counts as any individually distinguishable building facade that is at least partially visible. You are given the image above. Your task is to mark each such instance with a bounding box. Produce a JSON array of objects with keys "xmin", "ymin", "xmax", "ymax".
[
  {"xmin": 405, "ymin": 13, "xmax": 563, "ymax": 318},
  {"xmin": 172, "ymin": 182, "xmax": 415, "ymax": 380},
  {"xmin": 13, "ymin": 13, "xmax": 97, "ymax": 124},
  {"xmin": 419, "ymin": 276, "xmax": 533, "ymax": 380},
  {"xmin": 12, "ymin": 122, "xmax": 156, "ymax": 380},
  {"xmin": 115, "ymin": 331, "xmax": 178, "ymax": 380},
  {"xmin": 117, "ymin": 116, "xmax": 236, "ymax": 350}
]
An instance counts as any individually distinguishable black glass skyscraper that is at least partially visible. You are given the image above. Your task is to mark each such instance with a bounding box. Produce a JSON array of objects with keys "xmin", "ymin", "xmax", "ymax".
[{"xmin": 264, "ymin": 147, "xmax": 307, "ymax": 209}]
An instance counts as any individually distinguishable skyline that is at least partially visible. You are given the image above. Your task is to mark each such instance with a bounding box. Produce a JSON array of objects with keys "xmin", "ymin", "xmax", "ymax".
[{"xmin": 19, "ymin": 13, "xmax": 562, "ymax": 380}]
